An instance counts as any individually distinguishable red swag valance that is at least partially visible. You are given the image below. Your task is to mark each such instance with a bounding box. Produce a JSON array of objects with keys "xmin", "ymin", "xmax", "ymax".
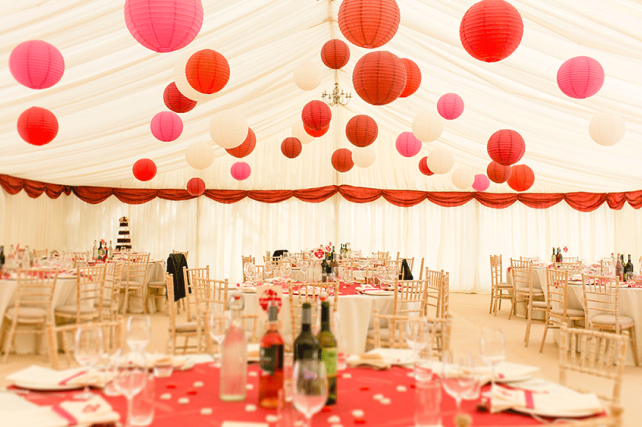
[{"xmin": 1, "ymin": 174, "xmax": 641, "ymax": 213}]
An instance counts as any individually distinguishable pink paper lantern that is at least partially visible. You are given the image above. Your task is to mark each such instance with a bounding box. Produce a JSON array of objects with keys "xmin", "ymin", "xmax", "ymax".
[
  {"xmin": 9, "ymin": 41, "xmax": 65, "ymax": 89},
  {"xmin": 395, "ymin": 132, "xmax": 422, "ymax": 158},
  {"xmin": 186, "ymin": 177, "xmax": 205, "ymax": 197},
  {"xmin": 124, "ymin": 0, "xmax": 204, "ymax": 53},
  {"xmin": 231, "ymin": 162, "xmax": 251, "ymax": 181},
  {"xmin": 472, "ymin": 174, "xmax": 490, "ymax": 191},
  {"xmin": 437, "ymin": 93, "xmax": 464, "ymax": 120},
  {"xmin": 150, "ymin": 111, "xmax": 183, "ymax": 142},
  {"xmin": 557, "ymin": 56, "xmax": 604, "ymax": 99}
]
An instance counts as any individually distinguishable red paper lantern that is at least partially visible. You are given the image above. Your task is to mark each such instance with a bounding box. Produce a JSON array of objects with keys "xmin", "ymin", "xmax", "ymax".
[
  {"xmin": 150, "ymin": 111, "xmax": 183, "ymax": 142},
  {"xmin": 226, "ymin": 128, "xmax": 256, "ymax": 158},
  {"xmin": 163, "ymin": 82, "xmax": 197, "ymax": 113},
  {"xmin": 9, "ymin": 40, "xmax": 65, "ymax": 90},
  {"xmin": 133, "ymin": 158, "xmax": 157, "ymax": 181},
  {"xmin": 353, "ymin": 51, "xmax": 406, "ymax": 105},
  {"xmin": 185, "ymin": 49, "xmax": 230, "ymax": 94},
  {"xmin": 507, "ymin": 164, "xmax": 534, "ymax": 192},
  {"xmin": 321, "ymin": 39, "xmax": 350, "ymax": 69},
  {"xmin": 338, "ymin": 0, "xmax": 400, "ymax": 48},
  {"xmin": 437, "ymin": 93, "xmax": 464, "ymax": 120},
  {"xmin": 186, "ymin": 177, "xmax": 205, "ymax": 196},
  {"xmin": 486, "ymin": 161, "xmax": 512, "ymax": 184},
  {"xmin": 557, "ymin": 56, "xmax": 604, "ymax": 99},
  {"xmin": 487, "ymin": 129, "xmax": 525, "ymax": 166},
  {"xmin": 459, "ymin": 0, "xmax": 523, "ymax": 63},
  {"xmin": 346, "ymin": 115, "xmax": 378, "ymax": 147},
  {"xmin": 124, "ymin": 0, "xmax": 203, "ymax": 53},
  {"xmin": 305, "ymin": 124, "xmax": 329, "ymax": 138},
  {"xmin": 418, "ymin": 157, "xmax": 434, "ymax": 176},
  {"xmin": 332, "ymin": 148, "xmax": 354, "ymax": 173},
  {"xmin": 395, "ymin": 132, "xmax": 422, "ymax": 158},
  {"xmin": 400, "ymin": 59, "xmax": 421, "ymax": 98},
  {"xmin": 17, "ymin": 107, "xmax": 59, "ymax": 146},
  {"xmin": 302, "ymin": 101, "xmax": 332, "ymax": 130},
  {"xmin": 281, "ymin": 137, "xmax": 303, "ymax": 159},
  {"xmin": 231, "ymin": 162, "xmax": 251, "ymax": 181}
]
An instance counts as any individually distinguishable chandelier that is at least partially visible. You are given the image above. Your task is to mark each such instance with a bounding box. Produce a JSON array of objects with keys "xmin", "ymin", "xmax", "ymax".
[{"xmin": 322, "ymin": 82, "xmax": 351, "ymax": 107}]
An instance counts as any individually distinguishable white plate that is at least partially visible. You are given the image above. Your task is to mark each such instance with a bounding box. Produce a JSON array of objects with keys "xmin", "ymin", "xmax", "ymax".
[
  {"xmin": 512, "ymin": 405, "xmax": 602, "ymax": 418},
  {"xmin": 362, "ymin": 290, "xmax": 394, "ymax": 296},
  {"xmin": 11, "ymin": 381, "xmax": 82, "ymax": 391}
]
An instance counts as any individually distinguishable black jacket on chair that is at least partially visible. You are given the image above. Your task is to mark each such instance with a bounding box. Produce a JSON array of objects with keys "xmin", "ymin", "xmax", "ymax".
[
  {"xmin": 400, "ymin": 259, "xmax": 413, "ymax": 280},
  {"xmin": 166, "ymin": 253, "xmax": 188, "ymax": 301},
  {"xmin": 272, "ymin": 249, "xmax": 289, "ymax": 258}
]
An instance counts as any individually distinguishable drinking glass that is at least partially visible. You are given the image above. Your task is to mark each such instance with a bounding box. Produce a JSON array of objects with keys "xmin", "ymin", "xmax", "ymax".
[
  {"xmin": 265, "ymin": 262, "xmax": 274, "ymax": 278},
  {"xmin": 244, "ymin": 262, "xmax": 256, "ymax": 284},
  {"xmin": 441, "ymin": 350, "xmax": 475, "ymax": 415},
  {"xmin": 126, "ymin": 315, "xmax": 150, "ymax": 352},
  {"xmin": 152, "ymin": 341, "xmax": 173, "ymax": 378},
  {"xmin": 74, "ymin": 326, "xmax": 104, "ymax": 400},
  {"xmin": 480, "ymin": 328, "xmax": 506, "ymax": 396},
  {"xmin": 292, "ymin": 359, "xmax": 328, "ymax": 427},
  {"xmin": 112, "ymin": 351, "xmax": 147, "ymax": 427},
  {"xmin": 387, "ymin": 264, "xmax": 398, "ymax": 282},
  {"xmin": 300, "ymin": 261, "xmax": 309, "ymax": 282},
  {"xmin": 209, "ymin": 310, "xmax": 227, "ymax": 367},
  {"xmin": 336, "ymin": 267, "xmax": 344, "ymax": 283},
  {"xmin": 375, "ymin": 266, "xmax": 386, "ymax": 286},
  {"xmin": 280, "ymin": 263, "xmax": 292, "ymax": 281},
  {"xmin": 406, "ymin": 318, "xmax": 430, "ymax": 371}
]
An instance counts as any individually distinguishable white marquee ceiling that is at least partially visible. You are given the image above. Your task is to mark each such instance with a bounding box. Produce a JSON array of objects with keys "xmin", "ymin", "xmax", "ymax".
[{"xmin": 1, "ymin": 0, "xmax": 642, "ymax": 193}]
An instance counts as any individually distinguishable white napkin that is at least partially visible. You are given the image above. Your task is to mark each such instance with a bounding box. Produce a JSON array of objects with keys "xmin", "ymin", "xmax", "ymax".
[
  {"xmin": 477, "ymin": 362, "xmax": 540, "ymax": 384},
  {"xmin": 491, "ymin": 385, "xmax": 602, "ymax": 416},
  {"xmin": 7, "ymin": 366, "xmax": 108, "ymax": 389},
  {"xmin": 347, "ymin": 348, "xmax": 414, "ymax": 369},
  {"xmin": 1, "ymin": 394, "xmax": 119, "ymax": 427}
]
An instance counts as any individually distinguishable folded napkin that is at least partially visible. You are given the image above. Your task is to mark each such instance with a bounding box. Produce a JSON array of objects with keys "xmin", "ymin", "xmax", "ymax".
[
  {"xmin": 1, "ymin": 394, "xmax": 119, "ymax": 427},
  {"xmin": 491, "ymin": 385, "xmax": 602, "ymax": 416},
  {"xmin": 144, "ymin": 353, "xmax": 189, "ymax": 369},
  {"xmin": 7, "ymin": 366, "xmax": 109, "ymax": 389},
  {"xmin": 477, "ymin": 362, "xmax": 539, "ymax": 385},
  {"xmin": 347, "ymin": 348, "xmax": 415, "ymax": 370}
]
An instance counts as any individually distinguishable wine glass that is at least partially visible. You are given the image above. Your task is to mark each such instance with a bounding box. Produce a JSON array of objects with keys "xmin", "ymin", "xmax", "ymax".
[
  {"xmin": 387, "ymin": 264, "xmax": 398, "ymax": 282},
  {"xmin": 336, "ymin": 267, "xmax": 344, "ymax": 284},
  {"xmin": 74, "ymin": 326, "xmax": 105, "ymax": 400},
  {"xmin": 405, "ymin": 318, "xmax": 430, "ymax": 379},
  {"xmin": 112, "ymin": 351, "xmax": 147, "ymax": 427},
  {"xmin": 244, "ymin": 262, "xmax": 256, "ymax": 284},
  {"xmin": 375, "ymin": 266, "xmax": 386, "ymax": 286},
  {"xmin": 280, "ymin": 263, "xmax": 292, "ymax": 281},
  {"xmin": 292, "ymin": 359, "xmax": 328, "ymax": 427},
  {"xmin": 209, "ymin": 309, "xmax": 227, "ymax": 367},
  {"xmin": 441, "ymin": 350, "xmax": 475, "ymax": 415},
  {"xmin": 300, "ymin": 261, "xmax": 309, "ymax": 282},
  {"xmin": 265, "ymin": 262, "xmax": 274, "ymax": 278},
  {"xmin": 127, "ymin": 315, "xmax": 151, "ymax": 352},
  {"xmin": 480, "ymin": 328, "xmax": 506, "ymax": 396}
]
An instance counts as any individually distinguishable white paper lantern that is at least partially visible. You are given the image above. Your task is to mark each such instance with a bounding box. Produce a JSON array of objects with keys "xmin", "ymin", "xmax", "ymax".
[
  {"xmin": 427, "ymin": 147, "xmax": 454, "ymax": 174},
  {"xmin": 291, "ymin": 120, "xmax": 314, "ymax": 145},
  {"xmin": 451, "ymin": 167, "xmax": 474, "ymax": 189},
  {"xmin": 589, "ymin": 111, "xmax": 625, "ymax": 146},
  {"xmin": 412, "ymin": 110, "xmax": 443, "ymax": 142},
  {"xmin": 293, "ymin": 61, "xmax": 322, "ymax": 91},
  {"xmin": 174, "ymin": 50, "xmax": 215, "ymax": 102},
  {"xmin": 185, "ymin": 141, "xmax": 215, "ymax": 170},
  {"xmin": 210, "ymin": 110, "xmax": 249, "ymax": 149},
  {"xmin": 352, "ymin": 146, "xmax": 376, "ymax": 168}
]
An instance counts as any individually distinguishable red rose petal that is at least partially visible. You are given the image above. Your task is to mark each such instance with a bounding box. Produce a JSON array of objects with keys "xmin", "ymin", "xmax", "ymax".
[
  {"xmin": 187, "ymin": 389, "xmax": 197, "ymax": 395},
  {"xmin": 321, "ymin": 406, "xmax": 332, "ymax": 412},
  {"xmin": 166, "ymin": 384, "xmax": 176, "ymax": 389},
  {"xmin": 355, "ymin": 419, "xmax": 366, "ymax": 424},
  {"xmin": 359, "ymin": 386, "xmax": 370, "ymax": 391},
  {"xmin": 410, "ymin": 383, "xmax": 416, "ymax": 389}
]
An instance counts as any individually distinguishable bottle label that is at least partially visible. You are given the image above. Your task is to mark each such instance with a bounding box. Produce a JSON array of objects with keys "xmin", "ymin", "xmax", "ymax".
[
  {"xmin": 259, "ymin": 345, "xmax": 283, "ymax": 375},
  {"xmin": 321, "ymin": 347, "xmax": 337, "ymax": 377}
]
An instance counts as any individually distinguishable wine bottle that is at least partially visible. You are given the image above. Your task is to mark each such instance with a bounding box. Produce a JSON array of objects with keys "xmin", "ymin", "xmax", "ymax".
[
  {"xmin": 321, "ymin": 256, "xmax": 329, "ymax": 283},
  {"xmin": 0, "ymin": 246, "xmax": 5, "ymax": 271},
  {"xmin": 294, "ymin": 303, "xmax": 320, "ymax": 362},
  {"xmin": 92, "ymin": 240, "xmax": 98, "ymax": 259},
  {"xmin": 615, "ymin": 254, "xmax": 623, "ymax": 281},
  {"xmin": 316, "ymin": 301, "xmax": 337, "ymax": 405},
  {"xmin": 626, "ymin": 254, "xmax": 634, "ymax": 281},
  {"xmin": 551, "ymin": 247, "xmax": 555, "ymax": 263},
  {"xmin": 108, "ymin": 241, "xmax": 113, "ymax": 259},
  {"xmin": 258, "ymin": 304, "xmax": 284, "ymax": 409},
  {"xmin": 220, "ymin": 295, "xmax": 248, "ymax": 401}
]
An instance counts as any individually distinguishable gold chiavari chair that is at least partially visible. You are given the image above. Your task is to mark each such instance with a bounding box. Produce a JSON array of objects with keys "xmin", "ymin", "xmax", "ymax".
[
  {"xmin": 417, "ymin": 257, "xmax": 425, "ymax": 280},
  {"xmin": 33, "ymin": 248, "xmax": 48, "ymax": 259},
  {"xmin": 1, "ymin": 269, "xmax": 58, "ymax": 362},
  {"xmin": 182, "ymin": 265, "xmax": 210, "ymax": 320},
  {"xmin": 489, "ymin": 255, "xmax": 513, "ymax": 316},
  {"xmin": 121, "ymin": 252, "xmax": 150, "ymax": 314},
  {"xmin": 539, "ymin": 269, "xmax": 585, "ymax": 352},
  {"xmin": 556, "ymin": 261, "xmax": 582, "ymax": 274},
  {"xmin": 101, "ymin": 261, "xmax": 125, "ymax": 322},
  {"xmin": 54, "ymin": 264, "xmax": 106, "ymax": 325},
  {"xmin": 510, "ymin": 258, "xmax": 546, "ymax": 346},
  {"xmin": 559, "ymin": 326, "xmax": 628, "ymax": 405},
  {"xmin": 172, "ymin": 249, "xmax": 189, "ymax": 259},
  {"xmin": 582, "ymin": 274, "xmax": 639, "ymax": 366},
  {"xmin": 165, "ymin": 273, "xmax": 202, "ymax": 354},
  {"xmin": 396, "ymin": 255, "xmax": 415, "ymax": 273},
  {"xmin": 424, "ymin": 269, "xmax": 448, "ymax": 318}
]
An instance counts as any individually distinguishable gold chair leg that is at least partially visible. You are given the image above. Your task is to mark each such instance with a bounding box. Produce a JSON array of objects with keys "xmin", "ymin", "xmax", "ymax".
[
  {"xmin": 489, "ymin": 287, "xmax": 495, "ymax": 314},
  {"xmin": 629, "ymin": 325, "xmax": 639, "ymax": 367},
  {"xmin": 539, "ymin": 317, "xmax": 550, "ymax": 353},
  {"xmin": 524, "ymin": 299, "xmax": 533, "ymax": 347}
]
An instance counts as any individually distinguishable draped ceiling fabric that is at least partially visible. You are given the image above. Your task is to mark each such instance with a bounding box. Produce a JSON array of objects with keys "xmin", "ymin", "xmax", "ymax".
[{"xmin": 2, "ymin": 1, "xmax": 642, "ymax": 290}]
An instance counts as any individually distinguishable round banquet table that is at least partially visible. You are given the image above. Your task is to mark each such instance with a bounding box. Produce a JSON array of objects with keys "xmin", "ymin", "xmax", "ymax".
[{"xmin": 13, "ymin": 363, "xmax": 561, "ymax": 427}]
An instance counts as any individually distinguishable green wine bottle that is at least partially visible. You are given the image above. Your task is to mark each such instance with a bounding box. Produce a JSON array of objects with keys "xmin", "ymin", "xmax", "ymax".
[{"xmin": 316, "ymin": 301, "xmax": 337, "ymax": 405}]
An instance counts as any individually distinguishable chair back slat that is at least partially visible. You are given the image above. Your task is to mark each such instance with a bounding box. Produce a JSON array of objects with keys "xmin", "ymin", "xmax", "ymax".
[
  {"xmin": 510, "ymin": 258, "xmax": 533, "ymax": 293},
  {"xmin": 581, "ymin": 274, "xmax": 621, "ymax": 327},
  {"xmin": 393, "ymin": 279, "xmax": 428, "ymax": 317},
  {"xmin": 182, "ymin": 266, "xmax": 210, "ymax": 321}
]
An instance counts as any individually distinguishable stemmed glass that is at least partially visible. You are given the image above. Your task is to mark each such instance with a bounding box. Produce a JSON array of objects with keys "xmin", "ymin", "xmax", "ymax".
[
  {"xmin": 127, "ymin": 315, "xmax": 151, "ymax": 352},
  {"xmin": 375, "ymin": 266, "xmax": 386, "ymax": 287},
  {"xmin": 74, "ymin": 326, "xmax": 104, "ymax": 400},
  {"xmin": 299, "ymin": 261, "xmax": 309, "ymax": 282},
  {"xmin": 292, "ymin": 359, "xmax": 328, "ymax": 427},
  {"xmin": 209, "ymin": 308, "xmax": 227, "ymax": 367},
  {"xmin": 280, "ymin": 263, "xmax": 292, "ymax": 281},
  {"xmin": 265, "ymin": 262, "xmax": 274, "ymax": 278},
  {"xmin": 405, "ymin": 318, "xmax": 430, "ymax": 378},
  {"xmin": 441, "ymin": 350, "xmax": 475, "ymax": 416},
  {"xmin": 336, "ymin": 267, "xmax": 344, "ymax": 284},
  {"xmin": 480, "ymin": 328, "xmax": 506, "ymax": 396},
  {"xmin": 244, "ymin": 262, "xmax": 256, "ymax": 285},
  {"xmin": 112, "ymin": 351, "xmax": 147, "ymax": 427},
  {"xmin": 387, "ymin": 264, "xmax": 398, "ymax": 283}
]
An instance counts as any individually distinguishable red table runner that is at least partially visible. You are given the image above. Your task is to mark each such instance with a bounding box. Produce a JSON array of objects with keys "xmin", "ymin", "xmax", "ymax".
[{"xmin": 16, "ymin": 363, "xmax": 558, "ymax": 427}]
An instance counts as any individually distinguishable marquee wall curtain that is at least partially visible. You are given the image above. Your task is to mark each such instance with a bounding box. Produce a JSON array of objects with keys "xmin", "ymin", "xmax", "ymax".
[{"xmin": 2, "ymin": 174, "xmax": 642, "ymax": 213}]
